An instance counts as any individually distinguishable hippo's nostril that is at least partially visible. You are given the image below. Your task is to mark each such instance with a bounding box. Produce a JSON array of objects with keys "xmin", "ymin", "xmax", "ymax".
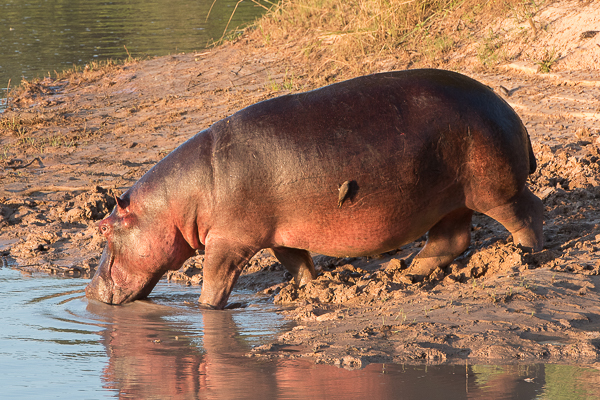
[{"xmin": 85, "ymin": 276, "xmax": 114, "ymax": 304}]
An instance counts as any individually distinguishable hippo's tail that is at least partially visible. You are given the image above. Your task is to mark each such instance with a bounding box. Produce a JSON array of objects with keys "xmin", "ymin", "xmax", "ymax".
[{"xmin": 526, "ymin": 129, "xmax": 537, "ymax": 175}]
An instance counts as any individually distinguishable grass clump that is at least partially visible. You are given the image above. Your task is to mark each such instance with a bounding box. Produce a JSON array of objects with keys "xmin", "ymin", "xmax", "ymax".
[
  {"xmin": 267, "ymin": 68, "xmax": 299, "ymax": 92},
  {"xmin": 52, "ymin": 57, "xmax": 139, "ymax": 85},
  {"xmin": 249, "ymin": 0, "xmax": 529, "ymax": 86},
  {"xmin": 477, "ymin": 28, "xmax": 503, "ymax": 66},
  {"xmin": 536, "ymin": 48, "xmax": 559, "ymax": 73}
]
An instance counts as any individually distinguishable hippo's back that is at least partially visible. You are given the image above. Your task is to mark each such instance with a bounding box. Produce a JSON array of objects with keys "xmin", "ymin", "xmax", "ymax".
[{"xmin": 207, "ymin": 69, "xmax": 534, "ymax": 255}]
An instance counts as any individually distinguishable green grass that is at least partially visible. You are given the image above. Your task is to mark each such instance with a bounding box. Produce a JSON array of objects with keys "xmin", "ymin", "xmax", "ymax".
[
  {"xmin": 477, "ymin": 28, "xmax": 503, "ymax": 66},
  {"xmin": 536, "ymin": 48, "xmax": 558, "ymax": 73},
  {"xmin": 267, "ymin": 69, "xmax": 299, "ymax": 91}
]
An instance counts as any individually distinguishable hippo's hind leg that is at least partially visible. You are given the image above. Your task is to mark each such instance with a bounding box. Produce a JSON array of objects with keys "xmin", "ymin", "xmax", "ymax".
[
  {"xmin": 404, "ymin": 208, "xmax": 474, "ymax": 281},
  {"xmin": 198, "ymin": 237, "xmax": 259, "ymax": 309},
  {"xmin": 481, "ymin": 187, "xmax": 543, "ymax": 252},
  {"xmin": 270, "ymin": 247, "xmax": 317, "ymax": 286}
]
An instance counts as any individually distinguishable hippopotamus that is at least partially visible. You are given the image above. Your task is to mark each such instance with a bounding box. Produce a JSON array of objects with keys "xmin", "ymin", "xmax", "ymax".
[{"xmin": 85, "ymin": 69, "xmax": 543, "ymax": 309}]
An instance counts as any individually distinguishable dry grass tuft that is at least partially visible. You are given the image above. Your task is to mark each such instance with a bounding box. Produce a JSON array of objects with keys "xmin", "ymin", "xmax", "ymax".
[{"xmin": 247, "ymin": 0, "xmax": 538, "ymax": 86}]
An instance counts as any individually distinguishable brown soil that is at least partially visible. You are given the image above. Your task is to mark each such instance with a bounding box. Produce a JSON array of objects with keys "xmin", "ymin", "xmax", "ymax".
[{"xmin": 2, "ymin": 0, "xmax": 600, "ymax": 367}]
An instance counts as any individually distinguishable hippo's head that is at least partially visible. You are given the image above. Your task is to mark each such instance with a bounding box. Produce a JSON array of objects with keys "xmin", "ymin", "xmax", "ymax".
[{"xmin": 85, "ymin": 194, "xmax": 195, "ymax": 304}]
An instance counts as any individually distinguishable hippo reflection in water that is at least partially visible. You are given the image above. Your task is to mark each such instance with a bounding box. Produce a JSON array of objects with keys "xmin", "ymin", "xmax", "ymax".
[{"xmin": 85, "ymin": 69, "xmax": 543, "ymax": 309}]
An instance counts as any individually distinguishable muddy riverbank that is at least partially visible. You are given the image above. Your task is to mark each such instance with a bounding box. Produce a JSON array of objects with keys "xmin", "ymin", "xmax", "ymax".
[{"xmin": 2, "ymin": 0, "xmax": 600, "ymax": 367}]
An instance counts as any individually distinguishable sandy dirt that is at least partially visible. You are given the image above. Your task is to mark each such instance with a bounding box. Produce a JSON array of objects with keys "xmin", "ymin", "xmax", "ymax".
[{"xmin": 1, "ymin": 1, "xmax": 600, "ymax": 367}]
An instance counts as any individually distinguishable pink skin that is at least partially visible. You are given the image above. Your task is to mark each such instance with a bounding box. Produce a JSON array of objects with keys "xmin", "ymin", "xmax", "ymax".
[
  {"xmin": 85, "ymin": 69, "xmax": 544, "ymax": 309},
  {"xmin": 86, "ymin": 196, "xmax": 195, "ymax": 304}
]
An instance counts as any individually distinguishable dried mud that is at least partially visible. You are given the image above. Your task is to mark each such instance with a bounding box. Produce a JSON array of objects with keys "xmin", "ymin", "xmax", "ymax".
[{"xmin": 2, "ymin": 3, "xmax": 600, "ymax": 368}]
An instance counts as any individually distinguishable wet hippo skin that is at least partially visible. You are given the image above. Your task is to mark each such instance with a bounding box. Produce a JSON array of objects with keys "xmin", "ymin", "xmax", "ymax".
[{"xmin": 85, "ymin": 69, "xmax": 543, "ymax": 309}]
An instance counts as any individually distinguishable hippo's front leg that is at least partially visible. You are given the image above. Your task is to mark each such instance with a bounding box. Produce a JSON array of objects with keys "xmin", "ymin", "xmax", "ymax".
[{"xmin": 199, "ymin": 236, "xmax": 259, "ymax": 309}]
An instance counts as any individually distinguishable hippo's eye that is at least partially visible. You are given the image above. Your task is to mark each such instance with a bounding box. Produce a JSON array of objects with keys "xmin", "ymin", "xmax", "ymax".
[{"xmin": 100, "ymin": 225, "xmax": 108, "ymax": 234}]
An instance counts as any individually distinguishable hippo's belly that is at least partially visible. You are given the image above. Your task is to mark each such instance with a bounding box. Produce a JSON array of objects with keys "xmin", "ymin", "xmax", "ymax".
[{"xmin": 271, "ymin": 185, "xmax": 462, "ymax": 257}]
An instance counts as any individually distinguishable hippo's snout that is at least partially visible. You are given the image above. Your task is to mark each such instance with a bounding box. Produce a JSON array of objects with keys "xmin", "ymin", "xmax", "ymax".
[
  {"xmin": 85, "ymin": 271, "xmax": 135, "ymax": 305},
  {"xmin": 86, "ymin": 246, "xmax": 120, "ymax": 304},
  {"xmin": 85, "ymin": 275, "xmax": 114, "ymax": 304},
  {"xmin": 85, "ymin": 245, "xmax": 132, "ymax": 304}
]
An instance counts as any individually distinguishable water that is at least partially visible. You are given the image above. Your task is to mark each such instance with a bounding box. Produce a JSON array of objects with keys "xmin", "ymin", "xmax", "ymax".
[
  {"xmin": 0, "ymin": 87, "xmax": 7, "ymax": 112},
  {"xmin": 2, "ymin": 266, "xmax": 600, "ymax": 399},
  {"xmin": 0, "ymin": 0, "xmax": 271, "ymax": 88}
]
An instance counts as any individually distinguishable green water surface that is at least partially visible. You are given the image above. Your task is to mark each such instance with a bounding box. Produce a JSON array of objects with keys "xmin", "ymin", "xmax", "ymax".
[{"xmin": 0, "ymin": 0, "xmax": 271, "ymax": 87}]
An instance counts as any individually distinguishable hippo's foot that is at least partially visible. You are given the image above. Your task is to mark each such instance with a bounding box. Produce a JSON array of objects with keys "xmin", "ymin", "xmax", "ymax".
[
  {"xmin": 404, "ymin": 208, "xmax": 474, "ymax": 282},
  {"xmin": 482, "ymin": 187, "xmax": 544, "ymax": 253},
  {"xmin": 199, "ymin": 301, "xmax": 247, "ymax": 310},
  {"xmin": 270, "ymin": 247, "xmax": 317, "ymax": 287},
  {"xmin": 198, "ymin": 302, "xmax": 219, "ymax": 310},
  {"xmin": 224, "ymin": 302, "xmax": 246, "ymax": 310},
  {"xmin": 403, "ymin": 257, "xmax": 446, "ymax": 282}
]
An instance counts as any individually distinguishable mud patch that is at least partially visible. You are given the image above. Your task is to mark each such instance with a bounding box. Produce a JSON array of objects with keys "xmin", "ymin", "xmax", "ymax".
[{"xmin": 1, "ymin": 186, "xmax": 116, "ymax": 275}]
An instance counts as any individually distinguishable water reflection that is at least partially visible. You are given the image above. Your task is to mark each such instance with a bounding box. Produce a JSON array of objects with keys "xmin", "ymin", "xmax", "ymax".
[
  {"xmin": 0, "ymin": 268, "xmax": 109, "ymax": 399},
  {"xmin": 88, "ymin": 300, "xmax": 297, "ymax": 398},
  {"xmin": 470, "ymin": 365, "xmax": 542, "ymax": 399},
  {"xmin": 86, "ymin": 297, "xmax": 600, "ymax": 400},
  {"xmin": 88, "ymin": 301, "xmax": 206, "ymax": 398},
  {"xmin": 3, "ymin": 267, "xmax": 600, "ymax": 399},
  {"xmin": 88, "ymin": 300, "xmax": 402, "ymax": 399}
]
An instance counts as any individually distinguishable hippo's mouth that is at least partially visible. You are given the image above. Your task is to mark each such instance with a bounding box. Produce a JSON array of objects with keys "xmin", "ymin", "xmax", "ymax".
[
  {"xmin": 85, "ymin": 246, "xmax": 162, "ymax": 305},
  {"xmin": 85, "ymin": 247, "xmax": 137, "ymax": 305},
  {"xmin": 85, "ymin": 277, "xmax": 137, "ymax": 305}
]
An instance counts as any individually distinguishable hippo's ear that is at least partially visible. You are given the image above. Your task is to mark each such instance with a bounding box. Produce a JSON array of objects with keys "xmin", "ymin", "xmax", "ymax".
[{"xmin": 114, "ymin": 194, "xmax": 130, "ymax": 215}]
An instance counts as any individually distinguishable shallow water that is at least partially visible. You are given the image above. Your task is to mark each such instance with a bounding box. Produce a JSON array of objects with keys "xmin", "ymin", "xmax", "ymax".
[
  {"xmin": 2, "ymin": 266, "xmax": 600, "ymax": 399},
  {"xmin": 0, "ymin": 0, "xmax": 271, "ymax": 88}
]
